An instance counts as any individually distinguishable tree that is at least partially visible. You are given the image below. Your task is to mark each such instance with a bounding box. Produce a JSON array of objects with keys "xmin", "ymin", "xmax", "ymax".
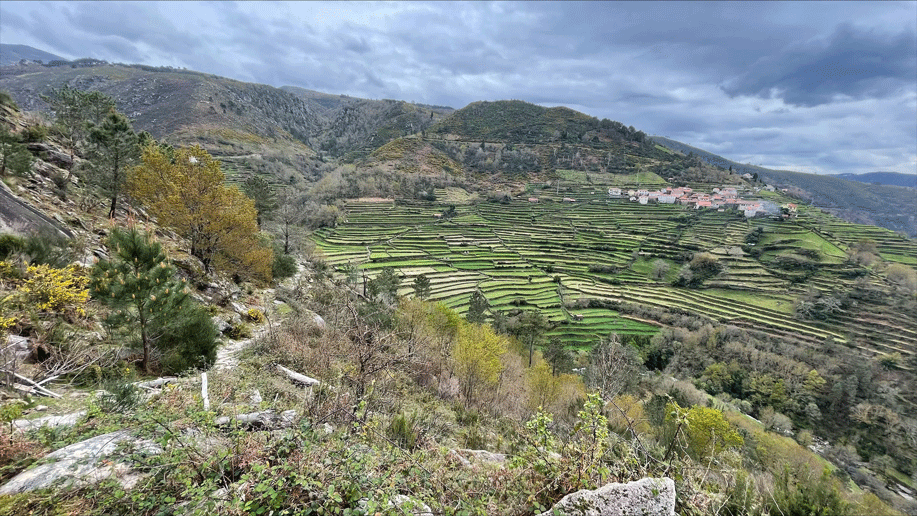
[
  {"xmin": 242, "ymin": 175, "xmax": 277, "ymax": 227},
  {"xmin": 886, "ymin": 263, "xmax": 917, "ymax": 293},
  {"xmin": 514, "ymin": 310, "xmax": 549, "ymax": 367},
  {"xmin": 465, "ymin": 289, "xmax": 489, "ymax": 324},
  {"xmin": 367, "ymin": 267, "xmax": 401, "ymax": 303},
  {"xmin": 543, "ymin": 337, "xmax": 572, "ymax": 375},
  {"xmin": 666, "ymin": 403, "xmax": 743, "ymax": 461},
  {"xmin": 412, "ymin": 273, "xmax": 431, "ymax": 300},
  {"xmin": 674, "ymin": 252, "xmax": 723, "ymax": 287},
  {"xmin": 87, "ymin": 111, "xmax": 140, "ymax": 218},
  {"xmin": 585, "ymin": 333, "xmax": 640, "ymax": 398},
  {"xmin": 41, "ymin": 86, "xmax": 116, "ymax": 184},
  {"xmin": 454, "ymin": 321, "xmax": 507, "ymax": 404},
  {"xmin": 274, "ymin": 187, "xmax": 304, "ymax": 254},
  {"xmin": 128, "ymin": 144, "xmax": 272, "ymax": 282},
  {"xmin": 90, "ymin": 227, "xmax": 217, "ymax": 373},
  {"xmin": 0, "ymin": 126, "xmax": 33, "ymax": 177},
  {"xmin": 651, "ymin": 259, "xmax": 670, "ymax": 281}
]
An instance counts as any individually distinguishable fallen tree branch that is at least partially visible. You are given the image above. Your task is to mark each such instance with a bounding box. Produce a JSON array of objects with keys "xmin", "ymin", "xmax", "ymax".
[
  {"xmin": 133, "ymin": 377, "xmax": 176, "ymax": 390},
  {"xmin": 214, "ymin": 409, "xmax": 297, "ymax": 430},
  {"xmin": 2, "ymin": 370, "xmax": 61, "ymax": 398},
  {"xmin": 275, "ymin": 364, "xmax": 320, "ymax": 387},
  {"xmin": 35, "ymin": 374, "xmax": 61, "ymax": 387}
]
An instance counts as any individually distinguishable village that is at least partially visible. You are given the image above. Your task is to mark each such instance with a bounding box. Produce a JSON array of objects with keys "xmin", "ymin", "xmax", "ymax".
[{"xmin": 606, "ymin": 184, "xmax": 796, "ymax": 218}]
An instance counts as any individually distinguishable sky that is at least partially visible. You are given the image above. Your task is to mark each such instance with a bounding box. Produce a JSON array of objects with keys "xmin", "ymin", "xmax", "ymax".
[{"xmin": 1, "ymin": 1, "xmax": 915, "ymax": 175}]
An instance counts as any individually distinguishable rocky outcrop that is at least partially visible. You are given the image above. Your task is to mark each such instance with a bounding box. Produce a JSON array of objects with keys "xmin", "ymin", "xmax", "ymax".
[
  {"xmin": 11, "ymin": 410, "xmax": 85, "ymax": 432},
  {"xmin": 449, "ymin": 448, "xmax": 506, "ymax": 468},
  {"xmin": 0, "ymin": 180, "xmax": 73, "ymax": 238},
  {"xmin": 537, "ymin": 477, "xmax": 675, "ymax": 516},
  {"xmin": 0, "ymin": 430, "xmax": 161, "ymax": 494}
]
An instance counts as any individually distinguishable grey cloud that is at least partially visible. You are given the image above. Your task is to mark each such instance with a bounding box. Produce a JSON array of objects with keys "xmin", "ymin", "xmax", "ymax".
[
  {"xmin": 1, "ymin": 1, "xmax": 913, "ymax": 176},
  {"xmin": 63, "ymin": 3, "xmax": 205, "ymax": 58},
  {"xmin": 721, "ymin": 24, "xmax": 917, "ymax": 106}
]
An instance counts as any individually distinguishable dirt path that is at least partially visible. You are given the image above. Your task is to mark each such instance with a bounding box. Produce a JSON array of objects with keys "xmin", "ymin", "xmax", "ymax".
[{"xmin": 212, "ymin": 324, "xmax": 272, "ymax": 370}]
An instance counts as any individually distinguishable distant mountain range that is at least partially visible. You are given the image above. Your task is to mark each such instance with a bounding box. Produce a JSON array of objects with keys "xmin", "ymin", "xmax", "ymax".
[
  {"xmin": 1, "ymin": 44, "xmax": 914, "ymax": 236},
  {"xmin": 0, "ymin": 43, "xmax": 66, "ymax": 66},
  {"xmin": 830, "ymin": 172, "xmax": 916, "ymax": 188}
]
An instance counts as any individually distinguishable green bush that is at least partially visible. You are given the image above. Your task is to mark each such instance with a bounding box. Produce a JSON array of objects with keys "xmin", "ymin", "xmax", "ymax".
[
  {"xmin": 387, "ymin": 411, "xmax": 421, "ymax": 450},
  {"xmin": 772, "ymin": 466, "xmax": 850, "ymax": 516},
  {"xmin": 97, "ymin": 380, "xmax": 141, "ymax": 413},
  {"xmin": 21, "ymin": 125, "xmax": 47, "ymax": 144},
  {"xmin": 272, "ymin": 252, "xmax": 298, "ymax": 279},
  {"xmin": 157, "ymin": 306, "xmax": 218, "ymax": 374},
  {"xmin": 0, "ymin": 234, "xmax": 24, "ymax": 260},
  {"xmin": 21, "ymin": 230, "xmax": 72, "ymax": 267},
  {"xmin": 226, "ymin": 321, "xmax": 252, "ymax": 340},
  {"xmin": 0, "ymin": 91, "xmax": 17, "ymax": 109}
]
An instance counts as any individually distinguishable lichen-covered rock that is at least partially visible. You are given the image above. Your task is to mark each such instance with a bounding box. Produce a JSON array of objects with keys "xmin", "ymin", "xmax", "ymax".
[
  {"xmin": 11, "ymin": 410, "xmax": 86, "ymax": 432},
  {"xmin": 450, "ymin": 448, "xmax": 506, "ymax": 467},
  {"xmin": 537, "ymin": 477, "xmax": 675, "ymax": 516},
  {"xmin": 0, "ymin": 430, "xmax": 161, "ymax": 494}
]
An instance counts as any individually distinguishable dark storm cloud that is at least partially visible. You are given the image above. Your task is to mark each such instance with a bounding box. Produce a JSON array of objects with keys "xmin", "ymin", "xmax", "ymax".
[
  {"xmin": 1, "ymin": 1, "xmax": 914, "ymax": 175},
  {"xmin": 721, "ymin": 24, "xmax": 917, "ymax": 107}
]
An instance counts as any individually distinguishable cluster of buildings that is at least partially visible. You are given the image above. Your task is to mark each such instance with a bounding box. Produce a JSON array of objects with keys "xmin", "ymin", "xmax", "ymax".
[{"xmin": 609, "ymin": 186, "xmax": 768, "ymax": 217}]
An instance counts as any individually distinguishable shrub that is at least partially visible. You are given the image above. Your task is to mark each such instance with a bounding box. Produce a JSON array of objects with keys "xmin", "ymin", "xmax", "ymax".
[
  {"xmin": 386, "ymin": 411, "xmax": 421, "ymax": 450},
  {"xmin": 771, "ymin": 466, "xmax": 850, "ymax": 516},
  {"xmin": 21, "ymin": 125, "xmax": 47, "ymax": 144},
  {"xmin": 156, "ymin": 306, "xmax": 218, "ymax": 374},
  {"xmin": 97, "ymin": 380, "xmax": 141, "ymax": 413},
  {"xmin": 20, "ymin": 264, "xmax": 89, "ymax": 316},
  {"xmin": 244, "ymin": 308, "xmax": 266, "ymax": 324},
  {"xmin": 0, "ymin": 234, "xmax": 24, "ymax": 260},
  {"xmin": 226, "ymin": 322, "xmax": 252, "ymax": 340},
  {"xmin": 272, "ymin": 252, "xmax": 298, "ymax": 279},
  {"xmin": 0, "ymin": 91, "xmax": 16, "ymax": 109},
  {"xmin": 20, "ymin": 231, "xmax": 72, "ymax": 267}
]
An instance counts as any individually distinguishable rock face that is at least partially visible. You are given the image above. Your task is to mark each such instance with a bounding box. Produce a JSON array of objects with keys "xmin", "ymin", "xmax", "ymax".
[
  {"xmin": 537, "ymin": 477, "xmax": 675, "ymax": 516},
  {"xmin": 0, "ymin": 430, "xmax": 161, "ymax": 494},
  {"xmin": 11, "ymin": 410, "xmax": 86, "ymax": 432}
]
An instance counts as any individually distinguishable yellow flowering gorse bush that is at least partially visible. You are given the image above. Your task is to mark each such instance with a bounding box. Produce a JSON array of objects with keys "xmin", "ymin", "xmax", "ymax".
[{"xmin": 20, "ymin": 264, "xmax": 90, "ymax": 316}]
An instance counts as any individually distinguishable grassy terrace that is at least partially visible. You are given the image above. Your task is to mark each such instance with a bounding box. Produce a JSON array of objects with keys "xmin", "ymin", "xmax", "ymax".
[{"xmin": 311, "ymin": 194, "xmax": 916, "ymax": 354}]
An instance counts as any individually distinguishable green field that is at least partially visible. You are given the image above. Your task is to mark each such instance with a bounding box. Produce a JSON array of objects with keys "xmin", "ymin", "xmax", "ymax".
[{"xmin": 312, "ymin": 196, "xmax": 917, "ymax": 355}]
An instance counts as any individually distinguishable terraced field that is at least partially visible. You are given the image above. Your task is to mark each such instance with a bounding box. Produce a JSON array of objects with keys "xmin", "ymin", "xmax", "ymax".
[{"xmin": 311, "ymin": 193, "xmax": 917, "ymax": 356}]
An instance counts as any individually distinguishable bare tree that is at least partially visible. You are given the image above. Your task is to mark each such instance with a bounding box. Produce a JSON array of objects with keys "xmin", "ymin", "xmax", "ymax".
[
  {"xmin": 584, "ymin": 333, "xmax": 641, "ymax": 399},
  {"xmin": 275, "ymin": 187, "xmax": 305, "ymax": 254}
]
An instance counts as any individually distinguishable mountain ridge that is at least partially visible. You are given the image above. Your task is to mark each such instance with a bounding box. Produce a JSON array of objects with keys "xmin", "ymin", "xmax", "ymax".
[
  {"xmin": 0, "ymin": 43, "xmax": 66, "ymax": 66},
  {"xmin": 1, "ymin": 50, "xmax": 912, "ymax": 235}
]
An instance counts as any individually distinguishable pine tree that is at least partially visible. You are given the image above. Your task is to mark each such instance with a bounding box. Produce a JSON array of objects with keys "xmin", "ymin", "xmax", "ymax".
[
  {"xmin": 0, "ymin": 126, "xmax": 33, "ymax": 177},
  {"xmin": 90, "ymin": 227, "xmax": 216, "ymax": 373},
  {"xmin": 242, "ymin": 175, "xmax": 277, "ymax": 227},
  {"xmin": 87, "ymin": 111, "xmax": 140, "ymax": 218},
  {"xmin": 412, "ymin": 273, "xmax": 431, "ymax": 300},
  {"xmin": 466, "ymin": 289, "xmax": 489, "ymax": 324},
  {"xmin": 41, "ymin": 86, "xmax": 116, "ymax": 185}
]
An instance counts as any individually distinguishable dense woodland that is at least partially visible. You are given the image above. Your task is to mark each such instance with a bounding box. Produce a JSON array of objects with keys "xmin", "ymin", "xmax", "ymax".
[{"xmin": 0, "ymin": 71, "xmax": 916, "ymax": 516}]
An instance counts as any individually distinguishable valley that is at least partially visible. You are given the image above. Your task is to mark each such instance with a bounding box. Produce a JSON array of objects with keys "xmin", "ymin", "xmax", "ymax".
[{"xmin": 1, "ymin": 51, "xmax": 916, "ymax": 515}]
